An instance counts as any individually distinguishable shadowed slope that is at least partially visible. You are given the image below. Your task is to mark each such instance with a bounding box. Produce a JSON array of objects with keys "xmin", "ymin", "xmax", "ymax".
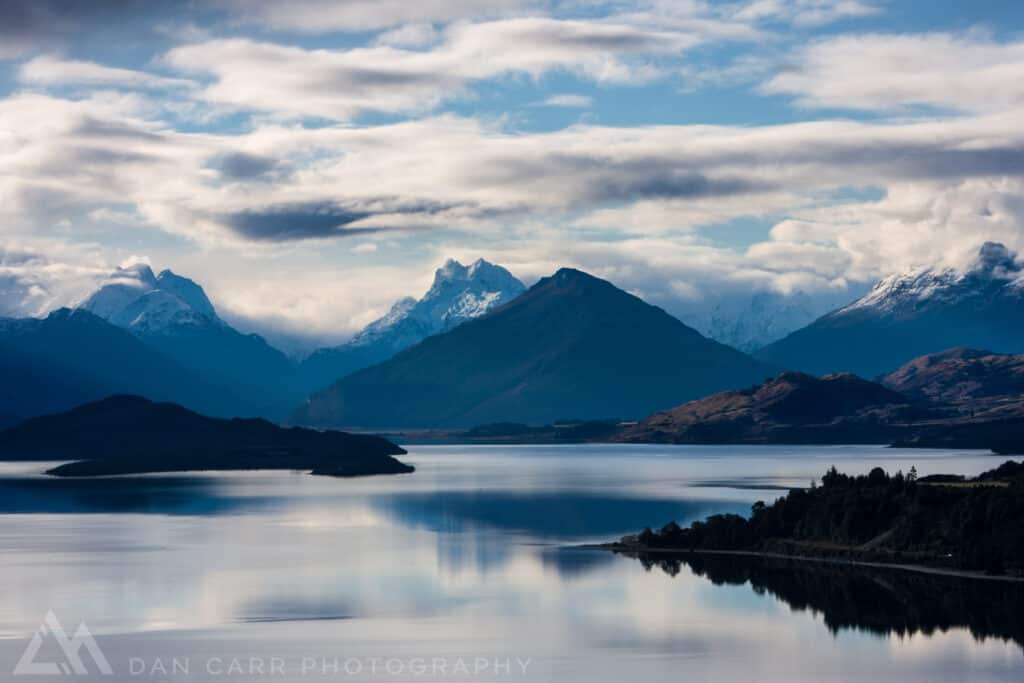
[{"xmin": 295, "ymin": 268, "xmax": 775, "ymax": 429}]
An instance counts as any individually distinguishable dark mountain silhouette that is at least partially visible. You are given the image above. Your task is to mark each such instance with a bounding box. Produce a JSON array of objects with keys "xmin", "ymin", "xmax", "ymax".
[
  {"xmin": 0, "ymin": 395, "xmax": 411, "ymax": 478},
  {"xmin": 293, "ymin": 268, "xmax": 776, "ymax": 429},
  {"xmin": 757, "ymin": 242, "xmax": 1024, "ymax": 377},
  {"xmin": 0, "ymin": 308, "xmax": 241, "ymax": 422},
  {"xmin": 617, "ymin": 371, "xmax": 924, "ymax": 444}
]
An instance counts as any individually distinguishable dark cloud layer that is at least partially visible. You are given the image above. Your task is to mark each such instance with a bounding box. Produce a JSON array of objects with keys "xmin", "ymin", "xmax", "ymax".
[
  {"xmin": 221, "ymin": 203, "xmax": 376, "ymax": 241},
  {"xmin": 0, "ymin": 1, "xmax": 180, "ymax": 57},
  {"xmin": 209, "ymin": 152, "xmax": 283, "ymax": 181}
]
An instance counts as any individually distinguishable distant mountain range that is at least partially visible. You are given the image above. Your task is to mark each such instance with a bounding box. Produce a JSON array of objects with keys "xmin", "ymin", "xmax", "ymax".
[
  {"xmin": 685, "ymin": 289, "xmax": 858, "ymax": 353},
  {"xmin": 81, "ymin": 263, "xmax": 300, "ymax": 417},
  {"xmin": 5, "ymin": 243, "xmax": 1024, "ymax": 437},
  {"xmin": 0, "ymin": 257, "xmax": 529, "ymax": 425},
  {"xmin": 298, "ymin": 258, "xmax": 524, "ymax": 394},
  {"xmin": 757, "ymin": 242, "xmax": 1024, "ymax": 377},
  {"xmin": 294, "ymin": 268, "xmax": 776, "ymax": 429}
]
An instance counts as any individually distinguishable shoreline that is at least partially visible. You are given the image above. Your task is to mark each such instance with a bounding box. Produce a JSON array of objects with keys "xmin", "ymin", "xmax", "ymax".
[{"xmin": 584, "ymin": 544, "xmax": 1024, "ymax": 583}]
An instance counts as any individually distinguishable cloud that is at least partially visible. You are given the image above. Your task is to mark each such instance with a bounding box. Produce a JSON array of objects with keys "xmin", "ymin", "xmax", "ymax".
[
  {"xmin": 207, "ymin": 152, "xmax": 284, "ymax": 181},
  {"xmin": 164, "ymin": 19, "xmax": 705, "ymax": 120},
  {"xmin": 4, "ymin": 53, "xmax": 1024, "ymax": 340},
  {"xmin": 733, "ymin": 0, "xmax": 881, "ymax": 27},
  {"xmin": 763, "ymin": 32, "xmax": 1024, "ymax": 113},
  {"xmin": 19, "ymin": 55, "xmax": 194, "ymax": 90},
  {"xmin": 539, "ymin": 94, "xmax": 593, "ymax": 108},
  {"xmin": 217, "ymin": 0, "xmax": 529, "ymax": 33},
  {"xmin": 374, "ymin": 23, "xmax": 442, "ymax": 48},
  {"xmin": 4, "ymin": 89, "xmax": 1024, "ymax": 253},
  {"xmin": 218, "ymin": 202, "xmax": 380, "ymax": 241},
  {"xmin": 0, "ymin": 241, "xmax": 108, "ymax": 317}
]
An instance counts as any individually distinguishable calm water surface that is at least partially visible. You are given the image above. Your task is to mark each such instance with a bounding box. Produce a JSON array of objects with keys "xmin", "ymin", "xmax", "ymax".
[{"xmin": 0, "ymin": 444, "xmax": 1021, "ymax": 682}]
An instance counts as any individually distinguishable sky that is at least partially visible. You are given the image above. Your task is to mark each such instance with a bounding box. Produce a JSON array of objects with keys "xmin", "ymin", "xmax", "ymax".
[{"xmin": 1, "ymin": 0, "xmax": 1023, "ymax": 350}]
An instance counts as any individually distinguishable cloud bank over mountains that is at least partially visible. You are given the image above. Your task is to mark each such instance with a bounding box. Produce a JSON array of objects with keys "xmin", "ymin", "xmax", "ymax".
[{"xmin": 1, "ymin": 0, "xmax": 1023, "ymax": 344}]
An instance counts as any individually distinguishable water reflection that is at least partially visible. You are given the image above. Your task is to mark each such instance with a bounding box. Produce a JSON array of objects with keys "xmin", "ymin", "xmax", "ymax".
[
  {"xmin": 374, "ymin": 490, "xmax": 743, "ymax": 539},
  {"xmin": 631, "ymin": 552, "xmax": 1024, "ymax": 650},
  {"xmin": 0, "ymin": 476, "xmax": 284, "ymax": 515},
  {"xmin": 0, "ymin": 446, "xmax": 1020, "ymax": 683}
]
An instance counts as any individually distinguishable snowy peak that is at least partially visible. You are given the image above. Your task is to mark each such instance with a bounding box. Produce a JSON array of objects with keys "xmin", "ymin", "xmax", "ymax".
[
  {"xmin": 345, "ymin": 258, "xmax": 524, "ymax": 352},
  {"xmin": 972, "ymin": 241, "xmax": 1019, "ymax": 275},
  {"xmin": 154, "ymin": 270, "xmax": 218, "ymax": 319},
  {"xmin": 840, "ymin": 242, "xmax": 1023, "ymax": 317},
  {"xmin": 81, "ymin": 263, "xmax": 221, "ymax": 333},
  {"xmin": 420, "ymin": 258, "xmax": 525, "ymax": 330},
  {"xmin": 80, "ymin": 264, "xmax": 157, "ymax": 320}
]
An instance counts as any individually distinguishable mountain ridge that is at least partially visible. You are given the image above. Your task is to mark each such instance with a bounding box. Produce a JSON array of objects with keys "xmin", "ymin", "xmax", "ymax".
[
  {"xmin": 81, "ymin": 263, "xmax": 302, "ymax": 418},
  {"xmin": 298, "ymin": 257, "xmax": 525, "ymax": 393},
  {"xmin": 756, "ymin": 242, "xmax": 1024, "ymax": 377},
  {"xmin": 294, "ymin": 267, "xmax": 776, "ymax": 429}
]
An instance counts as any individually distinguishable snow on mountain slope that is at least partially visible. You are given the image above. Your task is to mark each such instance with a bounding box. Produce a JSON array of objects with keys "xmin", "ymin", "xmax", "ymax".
[
  {"xmin": 79, "ymin": 263, "xmax": 158, "ymax": 321},
  {"xmin": 839, "ymin": 241, "xmax": 1023, "ymax": 318},
  {"xmin": 351, "ymin": 258, "xmax": 525, "ymax": 348},
  {"xmin": 81, "ymin": 263, "xmax": 222, "ymax": 332},
  {"xmin": 757, "ymin": 242, "xmax": 1024, "ymax": 377},
  {"xmin": 694, "ymin": 291, "xmax": 850, "ymax": 352},
  {"xmin": 299, "ymin": 258, "xmax": 525, "ymax": 390}
]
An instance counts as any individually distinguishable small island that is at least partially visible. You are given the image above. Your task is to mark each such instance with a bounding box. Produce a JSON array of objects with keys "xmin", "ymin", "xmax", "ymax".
[
  {"xmin": 0, "ymin": 395, "xmax": 414, "ymax": 478},
  {"xmin": 605, "ymin": 462, "xmax": 1024, "ymax": 577}
]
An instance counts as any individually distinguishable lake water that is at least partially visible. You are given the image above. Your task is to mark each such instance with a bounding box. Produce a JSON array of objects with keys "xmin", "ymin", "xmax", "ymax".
[{"xmin": 0, "ymin": 444, "xmax": 1021, "ymax": 682}]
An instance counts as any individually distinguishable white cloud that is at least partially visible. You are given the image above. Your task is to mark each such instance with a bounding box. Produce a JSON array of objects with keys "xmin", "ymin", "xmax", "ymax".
[
  {"xmin": 164, "ymin": 19, "xmax": 707, "ymax": 120},
  {"xmin": 375, "ymin": 24, "xmax": 442, "ymax": 48},
  {"xmin": 539, "ymin": 94, "xmax": 593, "ymax": 108},
  {"xmin": 733, "ymin": 0, "xmax": 881, "ymax": 27},
  {"xmin": 0, "ymin": 240, "xmax": 108, "ymax": 317},
  {"xmin": 19, "ymin": 55, "xmax": 194, "ymax": 91},
  {"xmin": 763, "ymin": 32, "xmax": 1024, "ymax": 113}
]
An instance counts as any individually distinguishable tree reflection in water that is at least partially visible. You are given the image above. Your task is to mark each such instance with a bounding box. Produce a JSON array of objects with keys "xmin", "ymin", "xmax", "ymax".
[{"xmin": 632, "ymin": 552, "xmax": 1024, "ymax": 650}]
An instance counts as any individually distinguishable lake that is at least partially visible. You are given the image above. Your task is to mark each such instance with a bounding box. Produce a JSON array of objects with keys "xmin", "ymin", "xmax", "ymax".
[{"xmin": 0, "ymin": 444, "xmax": 1021, "ymax": 682}]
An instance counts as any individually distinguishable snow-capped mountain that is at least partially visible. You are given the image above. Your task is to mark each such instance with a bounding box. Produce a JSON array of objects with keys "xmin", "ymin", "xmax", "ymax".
[
  {"xmin": 300, "ymin": 258, "xmax": 525, "ymax": 391},
  {"xmin": 351, "ymin": 258, "xmax": 525, "ymax": 348},
  {"xmin": 758, "ymin": 242, "xmax": 1024, "ymax": 377},
  {"xmin": 81, "ymin": 263, "xmax": 220, "ymax": 332},
  {"xmin": 294, "ymin": 267, "xmax": 775, "ymax": 429},
  {"xmin": 837, "ymin": 241, "xmax": 1023, "ymax": 318},
  {"xmin": 80, "ymin": 263, "xmax": 300, "ymax": 419},
  {"xmin": 683, "ymin": 291, "xmax": 848, "ymax": 352}
]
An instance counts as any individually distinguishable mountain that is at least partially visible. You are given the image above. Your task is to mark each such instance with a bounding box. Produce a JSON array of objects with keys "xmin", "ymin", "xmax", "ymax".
[
  {"xmin": 299, "ymin": 258, "xmax": 525, "ymax": 392},
  {"xmin": 757, "ymin": 242, "xmax": 1024, "ymax": 378},
  {"xmin": 882, "ymin": 348, "xmax": 1024, "ymax": 419},
  {"xmin": 0, "ymin": 395, "xmax": 412, "ymax": 478},
  {"xmin": 683, "ymin": 289, "xmax": 861, "ymax": 353},
  {"xmin": 616, "ymin": 371, "xmax": 919, "ymax": 444},
  {"xmin": 81, "ymin": 263, "xmax": 299, "ymax": 418},
  {"xmin": 293, "ymin": 267, "xmax": 776, "ymax": 429},
  {"xmin": 0, "ymin": 308, "xmax": 240, "ymax": 423}
]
